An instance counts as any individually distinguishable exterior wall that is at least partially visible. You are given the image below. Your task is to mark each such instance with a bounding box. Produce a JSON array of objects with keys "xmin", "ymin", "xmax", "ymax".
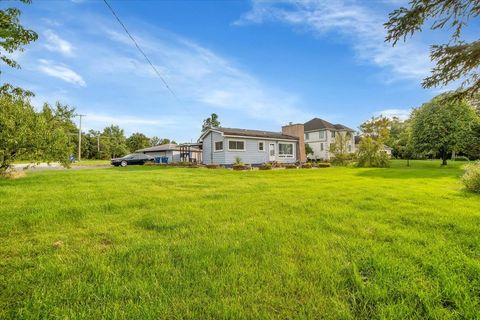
[
  {"xmin": 281, "ymin": 124, "xmax": 306, "ymax": 162},
  {"xmin": 142, "ymin": 150, "xmax": 179, "ymax": 163},
  {"xmin": 305, "ymin": 129, "xmax": 329, "ymax": 160},
  {"xmin": 305, "ymin": 129, "xmax": 355, "ymax": 160},
  {"xmin": 202, "ymin": 131, "xmax": 225, "ymax": 165},
  {"xmin": 202, "ymin": 131, "xmax": 298, "ymax": 165},
  {"xmin": 224, "ymin": 138, "xmax": 269, "ymax": 164}
]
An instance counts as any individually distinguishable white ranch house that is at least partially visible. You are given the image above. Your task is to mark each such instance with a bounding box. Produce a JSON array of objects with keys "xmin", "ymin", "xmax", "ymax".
[{"xmin": 199, "ymin": 127, "xmax": 302, "ymax": 166}]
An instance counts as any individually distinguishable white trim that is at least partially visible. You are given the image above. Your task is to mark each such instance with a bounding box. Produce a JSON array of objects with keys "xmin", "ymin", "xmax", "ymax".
[
  {"xmin": 277, "ymin": 142, "xmax": 295, "ymax": 158},
  {"xmin": 227, "ymin": 139, "xmax": 246, "ymax": 152},
  {"xmin": 198, "ymin": 128, "xmax": 224, "ymax": 142},
  {"xmin": 258, "ymin": 141, "xmax": 265, "ymax": 152},
  {"xmin": 268, "ymin": 142, "xmax": 276, "ymax": 161},
  {"xmin": 214, "ymin": 140, "xmax": 223, "ymax": 152}
]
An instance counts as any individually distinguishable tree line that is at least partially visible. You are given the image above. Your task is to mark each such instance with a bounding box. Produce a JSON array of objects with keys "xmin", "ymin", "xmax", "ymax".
[
  {"xmin": 355, "ymin": 93, "xmax": 480, "ymax": 167},
  {"xmin": 78, "ymin": 127, "xmax": 176, "ymax": 160}
]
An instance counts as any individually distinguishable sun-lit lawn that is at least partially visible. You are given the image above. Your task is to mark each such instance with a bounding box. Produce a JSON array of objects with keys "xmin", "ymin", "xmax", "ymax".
[
  {"xmin": 72, "ymin": 159, "xmax": 110, "ymax": 167},
  {"xmin": 0, "ymin": 160, "xmax": 479, "ymax": 319}
]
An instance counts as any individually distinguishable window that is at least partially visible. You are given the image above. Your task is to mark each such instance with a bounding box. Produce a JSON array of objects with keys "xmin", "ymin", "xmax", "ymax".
[
  {"xmin": 258, "ymin": 141, "xmax": 264, "ymax": 151},
  {"xmin": 214, "ymin": 141, "xmax": 223, "ymax": 151},
  {"xmin": 305, "ymin": 132, "xmax": 310, "ymax": 140},
  {"xmin": 320, "ymin": 143, "xmax": 324, "ymax": 151},
  {"xmin": 228, "ymin": 140, "xmax": 245, "ymax": 151},
  {"xmin": 348, "ymin": 144, "xmax": 352, "ymax": 152},
  {"xmin": 331, "ymin": 131, "xmax": 336, "ymax": 138},
  {"xmin": 319, "ymin": 131, "xmax": 325, "ymax": 139},
  {"xmin": 278, "ymin": 143, "xmax": 294, "ymax": 157}
]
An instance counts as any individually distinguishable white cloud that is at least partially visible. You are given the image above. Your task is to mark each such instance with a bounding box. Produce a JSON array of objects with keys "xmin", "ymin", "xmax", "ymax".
[
  {"xmin": 374, "ymin": 108, "xmax": 411, "ymax": 120},
  {"xmin": 95, "ymin": 27, "xmax": 309, "ymax": 124},
  {"xmin": 235, "ymin": 0, "xmax": 431, "ymax": 81},
  {"xmin": 43, "ymin": 30, "xmax": 74, "ymax": 55},
  {"xmin": 37, "ymin": 59, "xmax": 86, "ymax": 86}
]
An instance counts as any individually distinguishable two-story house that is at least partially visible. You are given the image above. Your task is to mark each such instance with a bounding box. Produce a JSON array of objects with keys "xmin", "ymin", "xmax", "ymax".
[{"xmin": 304, "ymin": 118, "xmax": 355, "ymax": 160}]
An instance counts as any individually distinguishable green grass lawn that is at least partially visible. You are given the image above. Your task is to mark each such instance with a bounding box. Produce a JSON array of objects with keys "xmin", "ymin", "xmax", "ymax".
[
  {"xmin": 71, "ymin": 159, "xmax": 111, "ymax": 167},
  {"xmin": 0, "ymin": 160, "xmax": 479, "ymax": 319}
]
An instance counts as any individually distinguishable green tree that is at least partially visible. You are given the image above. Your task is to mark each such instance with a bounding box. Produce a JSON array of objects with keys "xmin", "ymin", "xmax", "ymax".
[
  {"xmin": 396, "ymin": 125, "xmax": 415, "ymax": 166},
  {"xmin": 0, "ymin": 94, "xmax": 74, "ymax": 174},
  {"xmin": 357, "ymin": 116, "xmax": 391, "ymax": 168},
  {"xmin": 202, "ymin": 113, "xmax": 220, "ymax": 132},
  {"xmin": 305, "ymin": 143, "xmax": 313, "ymax": 157},
  {"xmin": 126, "ymin": 132, "xmax": 150, "ymax": 152},
  {"xmin": 464, "ymin": 121, "xmax": 480, "ymax": 160},
  {"xmin": 386, "ymin": 117, "xmax": 409, "ymax": 157},
  {"xmin": 385, "ymin": 0, "xmax": 480, "ymax": 99},
  {"xmin": 0, "ymin": 0, "xmax": 38, "ymax": 95},
  {"xmin": 329, "ymin": 132, "xmax": 353, "ymax": 166},
  {"xmin": 102, "ymin": 125, "xmax": 128, "ymax": 159},
  {"xmin": 150, "ymin": 136, "xmax": 161, "ymax": 146},
  {"xmin": 411, "ymin": 94, "xmax": 478, "ymax": 165}
]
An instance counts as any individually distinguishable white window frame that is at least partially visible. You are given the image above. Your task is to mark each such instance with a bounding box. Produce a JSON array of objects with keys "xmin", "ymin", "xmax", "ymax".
[
  {"xmin": 228, "ymin": 139, "xmax": 246, "ymax": 152},
  {"xmin": 331, "ymin": 131, "xmax": 336, "ymax": 138},
  {"xmin": 214, "ymin": 141, "xmax": 223, "ymax": 152},
  {"xmin": 320, "ymin": 143, "xmax": 324, "ymax": 151},
  {"xmin": 258, "ymin": 141, "xmax": 265, "ymax": 151},
  {"xmin": 305, "ymin": 132, "xmax": 310, "ymax": 140},
  {"xmin": 278, "ymin": 142, "xmax": 294, "ymax": 158},
  {"xmin": 319, "ymin": 130, "xmax": 325, "ymax": 139}
]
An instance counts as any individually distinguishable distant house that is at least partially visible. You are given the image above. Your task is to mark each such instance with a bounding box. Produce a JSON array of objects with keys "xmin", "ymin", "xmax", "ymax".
[
  {"xmin": 199, "ymin": 124, "xmax": 305, "ymax": 166},
  {"xmin": 136, "ymin": 143, "xmax": 201, "ymax": 163},
  {"xmin": 354, "ymin": 136, "xmax": 393, "ymax": 158},
  {"xmin": 304, "ymin": 118, "xmax": 355, "ymax": 160}
]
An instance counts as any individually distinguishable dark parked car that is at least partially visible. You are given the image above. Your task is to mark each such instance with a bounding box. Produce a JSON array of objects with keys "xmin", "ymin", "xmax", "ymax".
[{"xmin": 111, "ymin": 153, "xmax": 154, "ymax": 167}]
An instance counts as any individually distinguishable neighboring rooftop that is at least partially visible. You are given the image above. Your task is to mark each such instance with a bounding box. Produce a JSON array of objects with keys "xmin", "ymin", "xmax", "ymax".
[
  {"xmin": 136, "ymin": 143, "xmax": 180, "ymax": 152},
  {"xmin": 304, "ymin": 118, "xmax": 354, "ymax": 132},
  {"xmin": 207, "ymin": 127, "xmax": 299, "ymax": 140}
]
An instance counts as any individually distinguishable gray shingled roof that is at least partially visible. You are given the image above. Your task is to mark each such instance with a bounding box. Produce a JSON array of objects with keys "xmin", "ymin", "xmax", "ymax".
[
  {"xmin": 214, "ymin": 127, "xmax": 299, "ymax": 140},
  {"xmin": 304, "ymin": 118, "xmax": 354, "ymax": 132},
  {"xmin": 136, "ymin": 143, "xmax": 180, "ymax": 152}
]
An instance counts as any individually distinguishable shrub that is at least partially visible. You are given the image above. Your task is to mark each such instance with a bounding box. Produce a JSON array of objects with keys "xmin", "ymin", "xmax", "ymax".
[
  {"xmin": 285, "ymin": 164, "xmax": 297, "ymax": 169},
  {"xmin": 454, "ymin": 156, "xmax": 470, "ymax": 162},
  {"xmin": 356, "ymin": 137, "xmax": 390, "ymax": 168},
  {"xmin": 317, "ymin": 162, "xmax": 331, "ymax": 168},
  {"xmin": 233, "ymin": 164, "xmax": 250, "ymax": 171},
  {"xmin": 234, "ymin": 156, "xmax": 244, "ymax": 166},
  {"xmin": 206, "ymin": 164, "xmax": 221, "ymax": 169},
  {"xmin": 461, "ymin": 162, "xmax": 480, "ymax": 193},
  {"xmin": 301, "ymin": 163, "xmax": 312, "ymax": 169},
  {"xmin": 270, "ymin": 161, "xmax": 283, "ymax": 168},
  {"xmin": 259, "ymin": 163, "xmax": 272, "ymax": 170}
]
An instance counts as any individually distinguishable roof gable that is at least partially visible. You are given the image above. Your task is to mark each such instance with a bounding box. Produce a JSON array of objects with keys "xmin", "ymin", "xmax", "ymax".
[{"xmin": 304, "ymin": 118, "xmax": 353, "ymax": 132}]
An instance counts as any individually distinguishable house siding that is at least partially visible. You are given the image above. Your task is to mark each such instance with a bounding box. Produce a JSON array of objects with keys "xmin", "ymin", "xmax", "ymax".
[
  {"xmin": 201, "ymin": 131, "xmax": 298, "ymax": 165},
  {"xmin": 224, "ymin": 138, "xmax": 269, "ymax": 165},
  {"xmin": 202, "ymin": 131, "xmax": 225, "ymax": 165},
  {"xmin": 305, "ymin": 129, "xmax": 355, "ymax": 160}
]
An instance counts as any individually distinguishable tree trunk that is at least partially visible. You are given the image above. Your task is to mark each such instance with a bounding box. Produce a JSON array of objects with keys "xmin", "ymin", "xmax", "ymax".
[{"xmin": 441, "ymin": 151, "xmax": 448, "ymax": 166}]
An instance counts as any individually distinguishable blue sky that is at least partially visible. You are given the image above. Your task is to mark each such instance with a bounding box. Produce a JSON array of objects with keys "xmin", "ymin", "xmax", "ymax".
[{"xmin": 1, "ymin": 0, "xmax": 456, "ymax": 142}]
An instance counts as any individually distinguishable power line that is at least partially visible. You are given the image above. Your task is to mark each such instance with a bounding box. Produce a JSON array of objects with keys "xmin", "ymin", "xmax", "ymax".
[{"xmin": 102, "ymin": 0, "xmax": 177, "ymax": 99}]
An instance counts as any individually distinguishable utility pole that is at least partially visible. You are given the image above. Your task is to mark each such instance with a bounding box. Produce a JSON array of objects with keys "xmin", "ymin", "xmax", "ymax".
[{"xmin": 75, "ymin": 114, "xmax": 86, "ymax": 161}]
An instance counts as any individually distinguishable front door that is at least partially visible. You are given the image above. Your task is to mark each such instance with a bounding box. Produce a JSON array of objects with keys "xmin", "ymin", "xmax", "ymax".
[{"xmin": 269, "ymin": 143, "xmax": 276, "ymax": 161}]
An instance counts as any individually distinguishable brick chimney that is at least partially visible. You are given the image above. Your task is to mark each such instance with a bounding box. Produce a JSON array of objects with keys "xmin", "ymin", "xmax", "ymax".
[{"xmin": 282, "ymin": 122, "xmax": 306, "ymax": 163}]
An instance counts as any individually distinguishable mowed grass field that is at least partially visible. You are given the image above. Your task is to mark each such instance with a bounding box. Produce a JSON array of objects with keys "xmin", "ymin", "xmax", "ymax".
[{"xmin": 0, "ymin": 161, "xmax": 479, "ymax": 319}]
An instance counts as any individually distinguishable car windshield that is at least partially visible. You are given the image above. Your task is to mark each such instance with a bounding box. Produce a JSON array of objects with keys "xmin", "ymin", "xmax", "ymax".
[{"xmin": 123, "ymin": 154, "xmax": 136, "ymax": 159}]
